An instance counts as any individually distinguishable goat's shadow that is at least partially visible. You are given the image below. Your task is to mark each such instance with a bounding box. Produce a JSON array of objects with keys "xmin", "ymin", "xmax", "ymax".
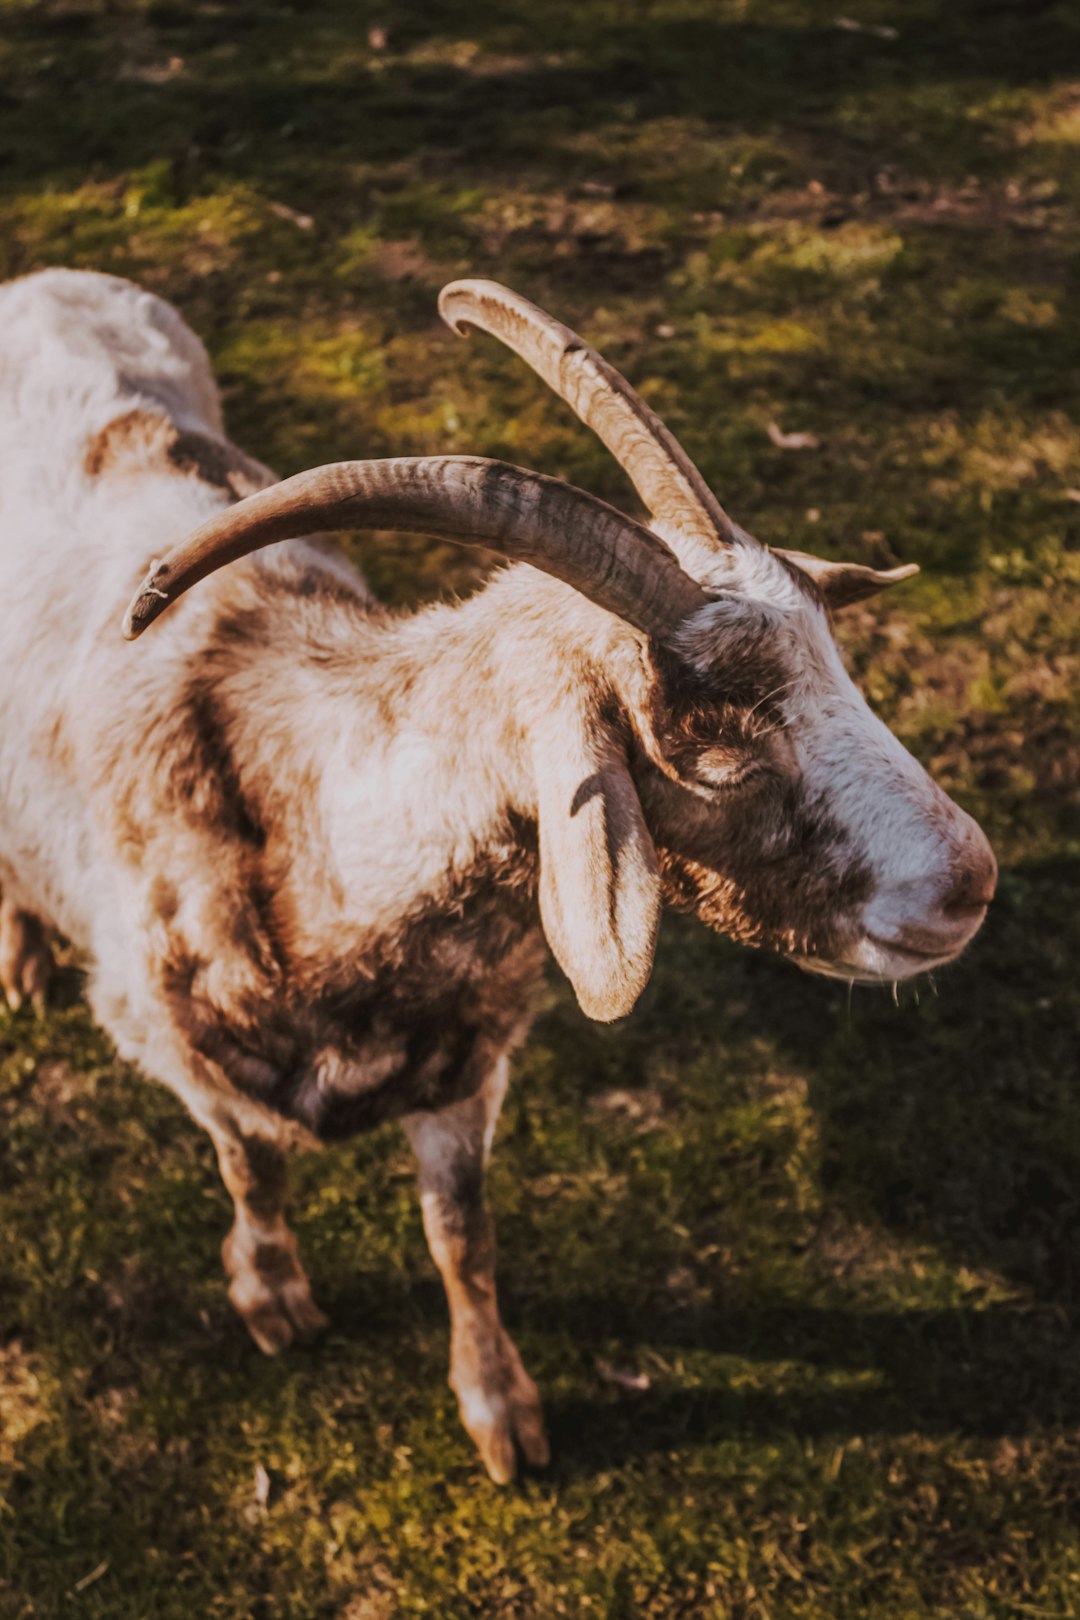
[
  {"xmin": 64, "ymin": 861, "xmax": 1080, "ymax": 1481},
  {"xmin": 502, "ymin": 855, "xmax": 1080, "ymax": 1475}
]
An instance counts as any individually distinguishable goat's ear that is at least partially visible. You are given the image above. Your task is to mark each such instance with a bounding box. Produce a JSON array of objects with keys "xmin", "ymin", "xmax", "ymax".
[
  {"xmin": 774, "ymin": 548, "xmax": 919, "ymax": 609},
  {"xmin": 535, "ymin": 728, "xmax": 661, "ymax": 1022}
]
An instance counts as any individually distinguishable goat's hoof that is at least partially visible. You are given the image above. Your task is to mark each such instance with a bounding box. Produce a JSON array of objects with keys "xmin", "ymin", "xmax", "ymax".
[
  {"xmin": 232, "ymin": 1277, "xmax": 330, "ymax": 1355},
  {"xmin": 242, "ymin": 1291, "xmax": 329, "ymax": 1356},
  {"xmin": 0, "ymin": 903, "xmax": 53, "ymax": 1015},
  {"xmin": 223, "ymin": 1230, "xmax": 329, "ymax": 1354},
  {"xmin": 453, "ymin": 1334, "xmax": 550, "ymax": 1484}
]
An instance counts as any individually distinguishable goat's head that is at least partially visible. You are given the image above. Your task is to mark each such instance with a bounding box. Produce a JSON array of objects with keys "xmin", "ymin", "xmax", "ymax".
[
  {"xmin": 631, "ymin": 543, "xmax": 994, "ymax": 988},
  {"xmin": 122, "ymin": 280, "xmax": 995, "ymax": 1021}
]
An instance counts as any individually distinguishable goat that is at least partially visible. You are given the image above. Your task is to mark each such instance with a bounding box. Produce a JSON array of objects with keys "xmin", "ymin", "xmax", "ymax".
[{"xmin": 0, "ymin": 269, "xmax": 996, "ymax": 1481}]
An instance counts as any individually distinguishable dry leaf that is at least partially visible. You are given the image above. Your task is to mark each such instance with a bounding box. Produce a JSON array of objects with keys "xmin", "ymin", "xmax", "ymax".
[
  {"xmin": 597, "ymin": 1358, "xmax": 651, "ymax": 1392},
  {"xmin": 72, "ymin": 1563, "xmax": 108, "ymax": 1595},
  {"xmin": 767, "ymin": 421, "xmax": 822, "ymax": 451},
  {"xmin": 834, "ymin": 16, "xmax": 898, "ymax": 39},
  {"xmin": 268, "ymin": 200, "xmax": 315, "ymax": 231}
]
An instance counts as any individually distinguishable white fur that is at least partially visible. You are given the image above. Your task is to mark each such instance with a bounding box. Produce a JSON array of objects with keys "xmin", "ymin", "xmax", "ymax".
[{"xmin": 0, "ymin": 273, "xmax": 223, "ymax": 937}]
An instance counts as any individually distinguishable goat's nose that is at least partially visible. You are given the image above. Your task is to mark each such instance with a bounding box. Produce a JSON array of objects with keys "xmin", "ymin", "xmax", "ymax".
[{"xmin": 942, "ymin": 842, "xmax": 998, "ymax": 918}]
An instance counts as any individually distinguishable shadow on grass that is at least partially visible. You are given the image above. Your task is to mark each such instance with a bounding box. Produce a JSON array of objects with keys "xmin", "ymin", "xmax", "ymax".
[
  {"xmin": 502, "ymin": 855, "xmax": 1080, "ymax": 1471},
  {"xmin": 68, "ymin": 1258, "xmax": 1080, "ymax": 1467},
  {"xmin": 538, "ymin": 1305, "xmax": 1080, "ymax": 1480},
  {"xmin": 1, "ymin": 0, "xmax": 1078, "ymax": 206},
  {"xmin": 48, "ymin": 858, "xmax": 1078, "ymax": 1482},
  {"xmin": 615, "ymin": 857, "xmax": 1080, "ymax": 1302}
]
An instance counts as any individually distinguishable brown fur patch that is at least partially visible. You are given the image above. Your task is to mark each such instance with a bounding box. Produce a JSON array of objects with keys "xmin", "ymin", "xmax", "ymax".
[
  {"xmin": 643, "ymin": 763, "xmax": 874, "ymax": 964},
  {"xmin": 98, "ymin": 652, "xmax": 285, "ymax": 1084},
  {"xmin": 772, "ymin": 549, "xmax": 828, "ymax": 607},
  {"xmin": 40, "ymin": 711, "xmax": 75, "ymax": 777},
  {"xmin": 83, "ymin": 408, "xmax": 175, "ymax": 477},
  {"xmin": 101, "ymin": 579, "xmax": 532, "ymax": 1142},
  {"xmin": 168, "ymin": 429, "xmax": 274, "ymax": 500},
  {"xmin": 252, "ymin": 1241, "xmax": 300, "ymax": 1284},
  {"xmin": 238, "ymin": 1135, "xmax": 288, "ymax": 1224},
  {"xmin": 83, "ymin": 408, "xmax": 274, "ymax": 500},
  {"xmin": 635, "ymin": 636, "xmax": 875, "ymax": 963}
]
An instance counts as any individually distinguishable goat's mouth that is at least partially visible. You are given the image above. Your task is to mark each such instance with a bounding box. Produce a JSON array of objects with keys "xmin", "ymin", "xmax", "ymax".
[
  {"xmin": 794, "ymin": 928, "xmax": 973, "ymax": 985},
  {"xmin": 866, "ymin": 933, "xmax": 952, "ymax": 964}
]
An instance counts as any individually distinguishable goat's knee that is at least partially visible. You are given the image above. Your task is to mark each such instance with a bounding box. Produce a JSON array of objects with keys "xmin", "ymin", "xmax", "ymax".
[{"xmin": 209, "ymin": 1122, "xmax": 328, "ymax": 1355}]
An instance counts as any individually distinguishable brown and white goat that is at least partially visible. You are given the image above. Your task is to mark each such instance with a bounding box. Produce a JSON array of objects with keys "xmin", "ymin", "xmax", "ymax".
[{"xmin": 0, "ymin": 270, "xmax": 994, "ymax": 1481}]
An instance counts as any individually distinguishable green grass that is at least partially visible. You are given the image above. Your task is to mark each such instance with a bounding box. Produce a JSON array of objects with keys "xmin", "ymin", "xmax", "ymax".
[{"xmin": 2, "ymin": 1, "xmax": 1080, "ymax": 1614}]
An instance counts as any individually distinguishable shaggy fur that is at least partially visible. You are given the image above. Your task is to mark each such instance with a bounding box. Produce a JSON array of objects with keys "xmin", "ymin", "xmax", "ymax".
[{"xmin": 0, "ymin": 269, "xmax": 995, "ymax": 1480}]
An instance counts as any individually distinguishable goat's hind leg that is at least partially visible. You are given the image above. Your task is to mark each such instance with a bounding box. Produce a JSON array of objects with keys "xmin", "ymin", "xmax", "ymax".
[
  {"xmin": 0, "ymin": 895, "xmax": 54, "ymax": 1012},
  {"xmin": 206, "ymin": 1117, "xmax": 329, "ymax": 1355},
  {"xmin": 404, "ymin": 1058, "xmax": 549, "ymax": 1483}
]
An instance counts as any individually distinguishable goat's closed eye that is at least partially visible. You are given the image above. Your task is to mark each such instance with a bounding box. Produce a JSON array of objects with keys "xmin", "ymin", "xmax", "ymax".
[{"xmin": 695, "ymin": 752, "xmax": 770, "ymax": 793}]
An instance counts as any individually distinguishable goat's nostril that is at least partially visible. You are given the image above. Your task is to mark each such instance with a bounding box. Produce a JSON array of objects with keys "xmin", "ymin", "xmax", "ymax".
[{"xmin": 942, "ymin": 858, "xmax": 997, "ymax": 918}]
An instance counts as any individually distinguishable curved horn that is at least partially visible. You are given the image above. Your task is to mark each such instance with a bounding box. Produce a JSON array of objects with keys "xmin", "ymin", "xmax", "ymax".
[
  {"xmin": 439, "ymin": 278, "xmax": 738, "ymax": 572},
  {"xmin": 122, "ymin": 455, "xmax": 707, "ymax": 642}
]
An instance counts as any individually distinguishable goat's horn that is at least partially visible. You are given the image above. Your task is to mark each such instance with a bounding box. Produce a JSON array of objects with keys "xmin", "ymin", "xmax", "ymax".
[
  {"xmin": 122, "ymin": 455, "xmax": 707, "ymax": 642},
  {"xmin": 439, "ymin": 279, "xmax": 738, "ymax": 570}
]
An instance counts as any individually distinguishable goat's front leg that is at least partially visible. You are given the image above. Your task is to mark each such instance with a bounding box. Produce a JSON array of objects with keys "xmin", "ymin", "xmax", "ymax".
[
  {"xmin": 89, "ymin": 957, "xmax": 327, "ymax": 1355},
  {"xmin": 404, "ymin": 1058, "xmax": 548, "ymax": 1483},
  {"xmin": 205, "ymin": 1119, "xmax": 328, "ymax": 1355}
]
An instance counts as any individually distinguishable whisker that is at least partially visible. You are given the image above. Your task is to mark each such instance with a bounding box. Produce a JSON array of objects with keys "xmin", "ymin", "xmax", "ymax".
[{"xmin": 745, "ymin": 676, "xmax": 799, "ymax": 723}]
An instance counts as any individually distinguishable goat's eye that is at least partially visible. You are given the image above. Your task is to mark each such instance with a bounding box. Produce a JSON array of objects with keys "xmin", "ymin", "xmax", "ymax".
[{"xmin": 696, "ymin": 752, "xmax": 767, "ymax": 794}]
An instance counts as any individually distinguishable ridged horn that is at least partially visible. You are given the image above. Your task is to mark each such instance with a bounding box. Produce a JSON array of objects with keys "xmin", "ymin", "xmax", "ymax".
[
  {"xmin": 122, "ymin": 455, "xmax": 708, "ymax": 642},
  {"xmin": 439, "ymin": 278, "xmax": 738, "ymax": 573}
]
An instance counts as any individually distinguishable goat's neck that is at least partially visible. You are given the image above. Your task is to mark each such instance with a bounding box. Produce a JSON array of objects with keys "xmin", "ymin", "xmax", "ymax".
[
  {"xmin": 336, "ymin": 587, "xmax": 539, "ymax": 913},
  {"xmin": 251, "ymin": 568, "xmax": 638, "ymax": 965}
]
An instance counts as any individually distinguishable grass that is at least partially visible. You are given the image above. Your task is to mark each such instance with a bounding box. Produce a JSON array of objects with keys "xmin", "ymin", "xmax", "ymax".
[{"xmin": 2, "ymin": 0, "xmax": 1080, "ymax": 1614}]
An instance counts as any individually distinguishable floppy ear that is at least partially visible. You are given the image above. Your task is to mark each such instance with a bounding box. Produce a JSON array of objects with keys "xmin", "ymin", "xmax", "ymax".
[
  {"xmin": 535, "ymin": 723, "xmax": 661, "ymax": 1022},
  {"xmin": 773, "ymin": 548, "xmax": 919, "ymax": 609}
]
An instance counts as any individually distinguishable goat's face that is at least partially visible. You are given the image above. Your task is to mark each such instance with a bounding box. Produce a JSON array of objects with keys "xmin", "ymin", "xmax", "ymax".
[{"xmin": 634, "ymin": 544, "xmax": 996, "ymax": 984}]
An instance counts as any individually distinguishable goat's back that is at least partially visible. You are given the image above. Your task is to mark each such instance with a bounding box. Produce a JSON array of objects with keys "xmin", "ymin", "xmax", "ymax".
[{"xmin": 0, "ymin": 271, "xmax": 247, "ymax": 938}]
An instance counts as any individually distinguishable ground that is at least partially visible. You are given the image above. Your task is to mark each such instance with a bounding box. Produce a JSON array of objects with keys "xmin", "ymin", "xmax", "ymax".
[{"xmin": 1, "ymin": 1, "xmax": 1080, "ymax": 1615}]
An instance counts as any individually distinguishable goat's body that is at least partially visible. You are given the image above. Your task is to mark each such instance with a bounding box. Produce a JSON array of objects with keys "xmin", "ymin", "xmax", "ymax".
[
  {"xmin": 1, "ymin": 269, "xmax": 995, "ymax": 1480},
  {"xmin": 0, "ymin": 272, "xmax": 570, "ymax": 1477},
  {"xmin": 0, "ymin": 269, "xmax": 555, "ymax": 1141}
]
